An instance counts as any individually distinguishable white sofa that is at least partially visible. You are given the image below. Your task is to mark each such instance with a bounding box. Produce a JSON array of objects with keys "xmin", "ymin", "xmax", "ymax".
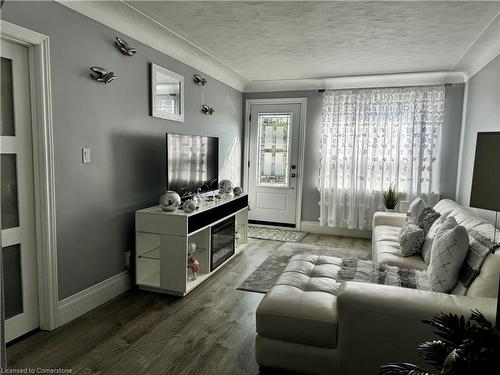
[{"xmin": 255, "ymin": 199, "xmax": 499, "ymax": 374}]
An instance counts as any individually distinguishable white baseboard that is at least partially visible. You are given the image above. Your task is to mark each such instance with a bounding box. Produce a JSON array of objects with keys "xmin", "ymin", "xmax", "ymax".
[
  {"xmin": 58, "ymin": 271, "xmax": 131, "ymax": 327},
  {"xmin": 301, "ymin": 221, "xmax": 372, "ymax": 239}
]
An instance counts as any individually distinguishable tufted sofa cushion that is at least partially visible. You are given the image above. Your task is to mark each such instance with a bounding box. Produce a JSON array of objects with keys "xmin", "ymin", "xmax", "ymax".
[{"xmin": 256, "ymin": 255, "xmax": 341, "ymax": 349}]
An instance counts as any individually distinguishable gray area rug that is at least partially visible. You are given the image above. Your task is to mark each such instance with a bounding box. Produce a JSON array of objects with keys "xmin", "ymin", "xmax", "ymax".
[
  {"xmin": 238, "ymin": 242, "xmax": 370, "ymax": 293},
  {"xmin": 248, "ymin": 225, "xmax": 307, "ymax": 242}
]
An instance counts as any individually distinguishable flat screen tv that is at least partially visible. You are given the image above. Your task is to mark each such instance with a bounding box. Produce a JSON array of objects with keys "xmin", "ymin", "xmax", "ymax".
[{"xmin": 166, "ymin": 133, "xmax": 219, "ymax": 199}]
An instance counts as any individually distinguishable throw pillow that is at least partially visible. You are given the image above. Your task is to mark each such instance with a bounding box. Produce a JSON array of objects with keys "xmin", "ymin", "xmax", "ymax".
[
  {"xmin": 399, "ymin": 221, "xmax": 425, "ymax": 257},
  {"xmin": 452, "ymin": 228, "xmax": 500, "ymax": 295},
  {"xmin": 408, "ymin": 197, "xmax": 427, "ymax": 222},
  {"xmin": 417, "ymin": 207, "xmax": 441, "ymax": 235},
  {"xmin": 421, "ymin": 216, "xmax": 457, "ymax": 264},
  {"xmin": 427, "ymin": 223, "xmax": 469, "ymax": 293}
]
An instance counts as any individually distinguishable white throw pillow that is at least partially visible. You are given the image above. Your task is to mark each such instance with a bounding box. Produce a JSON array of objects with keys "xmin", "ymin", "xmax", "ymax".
[
  {"xmin": 428, "ymin": 223, "xmax": 469, "ymax": 293},
  {"xmin": 399, "ymin": 220, "xmax": 425, "ymax": 257},
  {"xmin": 421, "ymin": 217, "xmax": 458, "ymax": 264},
  {"xmin": 408, "ymin": 197, "xmax": 427, "ymax": 222}
]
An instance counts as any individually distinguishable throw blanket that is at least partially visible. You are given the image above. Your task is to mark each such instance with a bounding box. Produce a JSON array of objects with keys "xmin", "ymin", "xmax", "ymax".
[{"xmin": 337, "ymin": 258, "xmax": 431, "ymax": 290}]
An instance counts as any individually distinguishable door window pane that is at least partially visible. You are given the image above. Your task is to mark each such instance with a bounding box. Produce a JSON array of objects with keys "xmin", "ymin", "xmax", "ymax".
[
  {"xmin": 1, "ymin": 57, "xmax": 15, "ymax": 136},
  {"xmin": 2, "ymin": 244, "xmax": 24, "ymax": 319},
  {"xmin": 1, "ymin": 154, "xmax": 20, "ymax": 229},
  {"xmin": 256, "ymin": 113, "xmax": 292, "ymax": 187}
]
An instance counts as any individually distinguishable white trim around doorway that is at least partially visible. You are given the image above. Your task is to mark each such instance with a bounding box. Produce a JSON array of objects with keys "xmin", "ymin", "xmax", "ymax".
[
  {"xmin": 243, "ymin": 98, "xmax": 307, "ymax": 231},
  {"xmin": 1, "ymin": 21, "xmax": 59, "ymax": 330}
]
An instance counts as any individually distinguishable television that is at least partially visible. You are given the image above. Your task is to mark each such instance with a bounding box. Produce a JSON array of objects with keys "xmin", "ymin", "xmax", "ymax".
[{"xmin": 166, "ymin": 133, "xmax": 219, "ymax": 199}]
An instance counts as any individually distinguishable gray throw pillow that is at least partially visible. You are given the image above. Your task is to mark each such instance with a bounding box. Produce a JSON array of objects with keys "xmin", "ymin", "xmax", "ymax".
[
  {"xmin": 427, "ymin": 223, "xmax": 469, "ymax": 293},
  {"xmin": 399, "ymin": 220, "xmax": 425, "ymax": 257},
  {"xmin": 408, "ymin": 197, "xmax": 427, "ymax": 222},
  {"xmin": 417, "ymin": 207, "xmax": 441, "ymax": 235},
  {"xmin": 421, "ymin": 216, "xmax": 458, "ymax": 264}
]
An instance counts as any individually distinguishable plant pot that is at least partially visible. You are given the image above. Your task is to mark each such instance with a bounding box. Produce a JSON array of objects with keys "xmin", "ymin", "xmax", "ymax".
[{"xmin": 385, "ymin": 208, "xmax": 395, "ymax": 212}]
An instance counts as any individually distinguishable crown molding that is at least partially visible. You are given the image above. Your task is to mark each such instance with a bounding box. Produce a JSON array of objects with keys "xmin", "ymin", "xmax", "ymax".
[
  {"xmin": 55, "ymin": 0, "xmax": 249, "ymax": 92},
  {"xmin": 453, "ymin": 10, "xmax": 500, "ymax": 80},
  {"xmin": 243, "ymin": 71, "xmax": 466, "ymax": 93}
]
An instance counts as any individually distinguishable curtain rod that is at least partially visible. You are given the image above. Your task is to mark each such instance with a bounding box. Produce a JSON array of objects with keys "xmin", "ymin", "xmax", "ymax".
[{"xmin": 318, "ymin": 83, "xmax": 453, "ymax": 93}]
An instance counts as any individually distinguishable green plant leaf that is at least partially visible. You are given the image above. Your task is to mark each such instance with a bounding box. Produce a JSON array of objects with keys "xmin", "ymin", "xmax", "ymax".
[{"xmin": 417, "ymin": 340, "xmax": 450, "ymax": 369}]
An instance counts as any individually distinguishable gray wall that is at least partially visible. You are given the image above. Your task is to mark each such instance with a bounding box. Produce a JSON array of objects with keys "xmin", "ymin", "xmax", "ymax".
[
  {"xmin": 456, "ymin": 55, "xmax": 500, "ymax": 223},
  {"xmin": 244, "ymin": 84, "xmax": 464, "ymax": 221},
  {"xmin": 3, "ymin": 1, "xmax": 243, "ymax": 299}
]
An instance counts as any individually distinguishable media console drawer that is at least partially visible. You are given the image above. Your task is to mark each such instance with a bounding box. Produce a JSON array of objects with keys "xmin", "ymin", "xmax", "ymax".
[{"xmin": 188, "ymin": 195, "xmax": 248, "ymax": 233}]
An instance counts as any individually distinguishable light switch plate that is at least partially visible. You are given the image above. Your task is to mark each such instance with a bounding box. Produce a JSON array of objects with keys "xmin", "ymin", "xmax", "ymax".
[{"xmin": 82, "ymin": 147, "xmax": 91, "ymax": 164}]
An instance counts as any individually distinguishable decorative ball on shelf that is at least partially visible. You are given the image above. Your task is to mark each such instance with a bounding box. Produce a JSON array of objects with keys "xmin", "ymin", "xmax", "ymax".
[
  {"xmin": 233, "ymin": 186, "xmax": 243, "ymax": 196},
  {"xmin": 188, "ymin": 241, "xmax": 197, "ymax": 255},
  {"xmin": 218, "ymin": 179, "xmax": 233, "ymax": 194},
  {"xmin": 183, "ymin": 199, "xmax": 197, "ymax": 213},
  {"xmin": 159, "ymin": 190, "xmax": 181, "ymax": 211}
]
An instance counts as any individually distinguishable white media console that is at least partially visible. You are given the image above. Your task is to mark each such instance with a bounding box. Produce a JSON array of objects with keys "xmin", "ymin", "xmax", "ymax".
[{"xmin": 135, "ymin": 194, "xmax": 248, "ymax": 296}]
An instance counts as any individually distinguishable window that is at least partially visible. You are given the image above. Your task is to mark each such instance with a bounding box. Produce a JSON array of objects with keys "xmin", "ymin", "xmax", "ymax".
[{"xmin": 318, "ymin": 86, "xmax": 445, "ymax": 230}]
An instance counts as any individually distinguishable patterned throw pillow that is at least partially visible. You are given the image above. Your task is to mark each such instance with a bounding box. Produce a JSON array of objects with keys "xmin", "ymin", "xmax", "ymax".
[
  {"xmin": 417, "ymin": 207, "xmax": 441, "ymax": 235},
  {"xmin": 428, "ymin": 223, "xmax": 469, "ymax": 293},
  {"xmin": 399, "ymin": 220, "xmax": 425, "ymax": 257},
  {"xmin": 452, "ymin": 228, "xmax": 500, "ymax": 295},
  {"xmin": 408, "ymin": 197, "xmax": 427, "ymax": 221},
  {"xmin": 421, "ymin": 217, "xmax": 458, "ymax": 264}
]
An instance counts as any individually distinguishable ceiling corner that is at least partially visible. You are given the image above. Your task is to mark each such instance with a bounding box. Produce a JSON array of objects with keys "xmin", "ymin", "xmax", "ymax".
[{"xmin": 55, "ymin": 0, "xmax": 249, "ymax": 92}]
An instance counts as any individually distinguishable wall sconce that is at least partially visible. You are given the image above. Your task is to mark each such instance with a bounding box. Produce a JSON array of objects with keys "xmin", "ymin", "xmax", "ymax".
[
  {"xmin": 89, "ymin": 67, "xmax": 116, "ymax": 84},
  {"xmin": 201, "ymin": 105, "xmax": 215, "ymax": 115},
  {"xmin": 193, "ymin": 74, "xmax": 207, "ymax": 86},
  {"xmin": 115, "ymin": 37, "xmax": 138, "ymax": 56}
]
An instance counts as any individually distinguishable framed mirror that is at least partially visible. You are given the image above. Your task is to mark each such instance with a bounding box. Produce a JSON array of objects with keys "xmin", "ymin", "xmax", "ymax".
[{"xmin": 151, "ymin": 63, "xmax": 184, "ymax": 122}]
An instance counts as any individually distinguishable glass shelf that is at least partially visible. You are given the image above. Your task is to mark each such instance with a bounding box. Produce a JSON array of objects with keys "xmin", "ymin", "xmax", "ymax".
[{"xmin": 138, "ymin": 247, "xmax": 160, "ymax": 260}]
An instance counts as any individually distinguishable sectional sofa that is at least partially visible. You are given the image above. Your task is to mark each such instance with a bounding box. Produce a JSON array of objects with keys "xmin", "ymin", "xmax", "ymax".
[{"xmin": 255, "ymin": 199, "xmax": 498, "ymax": 374}]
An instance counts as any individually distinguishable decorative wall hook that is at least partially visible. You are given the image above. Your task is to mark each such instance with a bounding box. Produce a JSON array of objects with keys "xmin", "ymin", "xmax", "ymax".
[
  {"xmin": 89, "ymin": 67, "xmax": 116, "ymax": 84},
  {"xmin": 201, "ymin": 105, "xmax": 215, "ymax": 115},
  {"xmin": 193, "ymin": 74, "xmax": 207, "ymax": 86},
  {"xmin": 115, "ymin": 37, "xmax": 138, "ymax": 56}
]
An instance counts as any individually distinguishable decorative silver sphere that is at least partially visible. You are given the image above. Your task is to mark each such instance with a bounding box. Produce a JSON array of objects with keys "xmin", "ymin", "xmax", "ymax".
[
  {"xmin": 233, "ymin": 186, "xmax": 242, "ymax": 196},
  {"xmin": 183, "ymin": 199, "xmax": 197, "ymax": 213},
  {"xmin": 159, "ymin": 190, "xmax": 181, "ymax": 211},
  {"xmin": 188, "ymin": 241, "xmax": 197, "ymax": 255},
  {"xmin": 218, "ymin": 179, "xmax": 233, "ymax": 194}
]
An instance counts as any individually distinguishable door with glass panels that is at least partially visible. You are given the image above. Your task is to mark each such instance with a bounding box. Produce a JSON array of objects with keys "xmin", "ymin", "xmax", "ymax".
[
  {"xmin": 248, "ymin": 103, "xmax": 301, "ymax": 226},
  {"xmin": 1, "ymin": 39, "xmax": 39, "ymax": 342}
]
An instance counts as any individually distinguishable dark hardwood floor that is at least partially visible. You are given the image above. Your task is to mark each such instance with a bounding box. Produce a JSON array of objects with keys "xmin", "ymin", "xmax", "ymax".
[{"xmin": 7, "ymin": 234, "xmax": 370, "ymax": 374}]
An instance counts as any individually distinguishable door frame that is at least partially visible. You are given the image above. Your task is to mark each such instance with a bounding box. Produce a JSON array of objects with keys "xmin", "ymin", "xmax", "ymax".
[
  {"xmin": 1, "ymin": 21, "xmax": 59, "ymax": 330},
  {"xmin": 243, "ymin": 98, "xmax": 307, "ymax": 231}
]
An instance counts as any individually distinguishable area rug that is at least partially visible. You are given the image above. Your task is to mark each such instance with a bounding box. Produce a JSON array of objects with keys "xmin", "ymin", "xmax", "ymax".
[
  {"xmin": 238, "ymin": 242, "xmax": 370, "ymax": 293},
  {"xmin": 247, "ymin": 225, "xmax": 307, "ymax": 242}
]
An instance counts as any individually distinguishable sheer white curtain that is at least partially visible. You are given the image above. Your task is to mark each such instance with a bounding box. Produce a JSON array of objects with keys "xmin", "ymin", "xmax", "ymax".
[{"xmin": 318, "ymin": 85, "xmax": 445, "ymax": 230}]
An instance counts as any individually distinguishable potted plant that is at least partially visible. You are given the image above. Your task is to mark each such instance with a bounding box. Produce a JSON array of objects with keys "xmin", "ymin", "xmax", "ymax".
[
  {"xmin": 383, "ymin": 183, "xmax": 401, "ymax": 212},
  {"xmin": 380, "ymin": 310, "xmax": 500, "ymax": 375}
]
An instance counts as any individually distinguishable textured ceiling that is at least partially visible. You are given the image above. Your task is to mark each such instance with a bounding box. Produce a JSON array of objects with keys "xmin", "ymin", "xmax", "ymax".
[{"xmin": 126, "ymin": 1, "xmax": 500, "ymax": 81}]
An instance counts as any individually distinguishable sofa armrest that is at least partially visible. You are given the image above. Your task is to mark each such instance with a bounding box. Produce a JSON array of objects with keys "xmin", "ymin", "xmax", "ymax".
[
  {"xmin": 336, "ymin": 282, "xmax": 496, "ymax": 374},
  {"xmin": 372, "ymin": 211, "xmax": 407, "ymax": 229}
]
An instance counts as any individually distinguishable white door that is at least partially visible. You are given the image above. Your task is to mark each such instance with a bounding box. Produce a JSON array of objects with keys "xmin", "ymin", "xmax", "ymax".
[
  {"xmin": 247, "ymin": 103, "xmax": 302, "ymax": 226},
  {"xmin": 1, "ymin": 39, "xmax": 39, "ymax": 342}
]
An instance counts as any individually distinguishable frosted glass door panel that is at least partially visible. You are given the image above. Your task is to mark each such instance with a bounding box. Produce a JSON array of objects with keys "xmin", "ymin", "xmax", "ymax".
[
  {"xmin": 1, "ymin": 57, "xmax": 15, "ymax": 136},
  {"xmin": 256, "ymin": 114, "xmax": 292, "ymax": 187},
  {"xmin": 1, "ymin": 154, "xmax": 20, "ymax": 229},
  {"xmin": 2, "ymin": 244, "xmax": 23, "ymax": 319}
]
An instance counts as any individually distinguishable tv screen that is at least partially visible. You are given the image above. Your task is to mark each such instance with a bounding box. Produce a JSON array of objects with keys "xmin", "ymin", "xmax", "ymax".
[{"xmin": 166, "ymin": 133, "xmax": 219, "ymax": 198}]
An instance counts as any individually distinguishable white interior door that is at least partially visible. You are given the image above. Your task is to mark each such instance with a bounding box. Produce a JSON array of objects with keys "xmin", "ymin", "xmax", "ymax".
[
  {"xmin": 248, "ymin": 103, "xmax": 301, "ymax": 226},
  {"xmin": 1, "ymin": 39, "xmax": 39, "ymax": 342}
]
